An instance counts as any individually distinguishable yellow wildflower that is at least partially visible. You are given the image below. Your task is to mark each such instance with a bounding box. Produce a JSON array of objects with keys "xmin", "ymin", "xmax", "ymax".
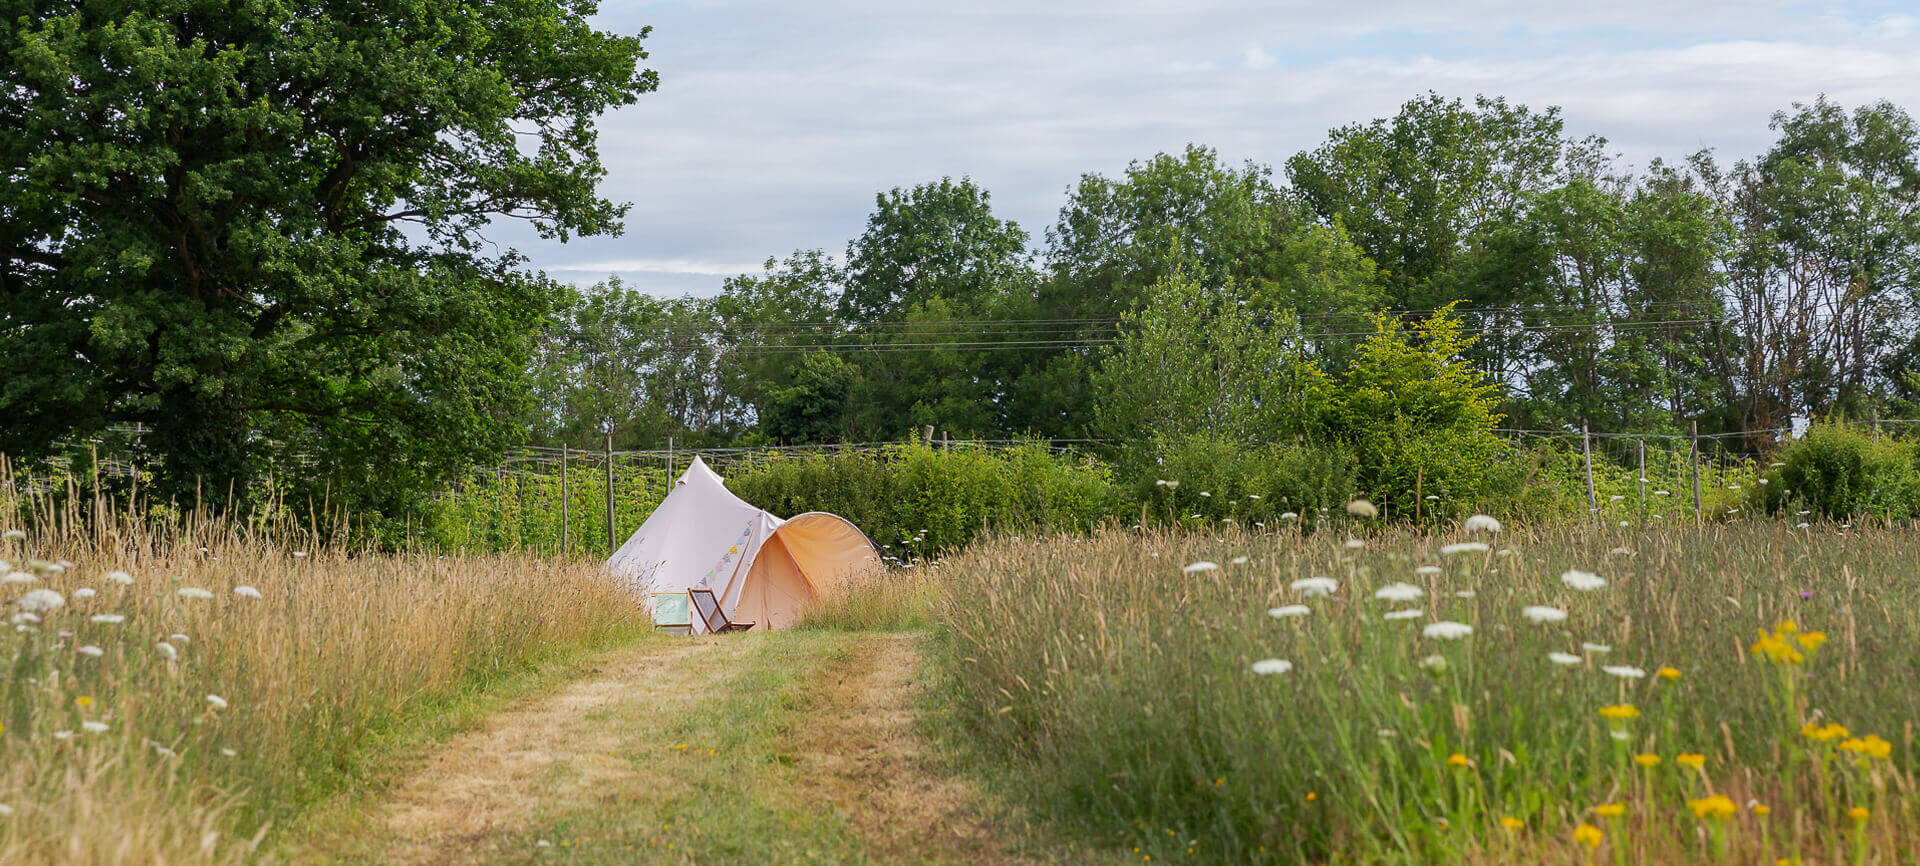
[
  {"xmin": 1656, "ymin": 667, "xmax": 1681, "ymax": 681},
  {"xmin": 1572, "ymin": 823, "xmax": 1604, "ymax": 849},
  {"xmin": 1688, "ymin": 795, "xmax": 1738, "ymax": 820},
  {"xmin": 1598, "ymin": 704, "xmax": 1640, "ymax": 721},
  {"xmin": 1305, "ymin": 792, "xmax": 1316, "ymax": 802},
  {"xmin": 1499, "ymin": 816, "xmax": 1523, "ymax": 831},
  {"xmin": 1595, "ymin": 803, "xmax": 1626, "ymax": 818},
  {"xmin": 1751, "ymin": 632, "xmax": 1804, "ymax": 665},
  {"xmin": 1797, "ymin": 631, "xmax": 1827, "ymax": 651},
  {"xmin": 1447, "ymin": 753, "xmax": 1471, "ymax": 768},
  {"xmin": 1752, "ymin": 803, "xmax": 1770, "ymax": 818},
  {"xmin": 1777, "ymin": 619, "xmax": 1798, "ymax": 634},
  {"xmin": 1676, "ymin": 753, "xmax": 1706, "ymax": 770},
  {"xmin": 1848, "ymin": 806, "xmax": 1869, "ymax": 822},
  {"xmin": 1801, "ymin": 722, "xmax": 1848, "ymax": 743},
  {"xmin": 76, "ymin": 696, "xmax": 93, "ymax": 709},
  {"xmin": 1837, "ymin": 734, "xmax": 1892, "ymax": 760},
  {"xmin": 1633, "ymin": 753, "xmax": 1661, "ymax": 768}
]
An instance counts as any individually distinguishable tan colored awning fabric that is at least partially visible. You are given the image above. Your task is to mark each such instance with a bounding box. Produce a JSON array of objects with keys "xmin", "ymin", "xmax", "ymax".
[{"xmin": 728, "ymin": 512, "xmax": 880, "ymax": 630}]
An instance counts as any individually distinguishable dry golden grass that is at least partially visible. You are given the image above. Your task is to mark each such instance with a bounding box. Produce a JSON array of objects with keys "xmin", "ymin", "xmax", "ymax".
[{"xmin": 0, "ymin": 475, "xmax": 642, "ymax": 864}]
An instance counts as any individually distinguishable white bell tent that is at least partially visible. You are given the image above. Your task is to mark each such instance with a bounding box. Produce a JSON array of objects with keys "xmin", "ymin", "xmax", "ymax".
[{"xmin": 605, "ymin": 456, "xmax": 880, "ymax": 633}]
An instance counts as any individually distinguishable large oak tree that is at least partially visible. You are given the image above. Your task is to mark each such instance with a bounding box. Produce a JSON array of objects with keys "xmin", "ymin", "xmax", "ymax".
[{"xmin": 0, "ymin": 0, "xmax": 655, "ymax": 514}]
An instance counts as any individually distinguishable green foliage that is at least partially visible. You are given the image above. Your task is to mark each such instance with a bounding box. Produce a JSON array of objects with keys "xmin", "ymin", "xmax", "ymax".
[
  {"xmin": 0, "ymin": 0, "xmax": 657, "ymax": 516},
  {"xmin": 1326, "ymin": 305, "xmax": 1507, "ymax": 519},
  {"xmin": 1131, "ymin": 435, "xmax": 1354, "ymax": 531},
  {"xmin": 1755, "ymin": 424, "xmax": 1920, "ymax": 520},
  {"xmin": 724, "ymin": 444, "xmax": 1125, "ymax": 559},
  {"xmin": 1091, "ymin": 272, "xmax": 1332, "ymax": 447},
  {"xmin": 841, "ymin": 176, "xmax": 1031, "ymax": 322}
]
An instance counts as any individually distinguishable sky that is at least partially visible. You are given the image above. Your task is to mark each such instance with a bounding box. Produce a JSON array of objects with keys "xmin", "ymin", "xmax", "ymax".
[{"xmin": 512, "ymin": 0, "xmax": 1920, "ymax": 296}]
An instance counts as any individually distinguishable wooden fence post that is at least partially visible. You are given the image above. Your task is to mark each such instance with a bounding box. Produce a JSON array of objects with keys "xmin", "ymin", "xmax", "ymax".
[
  {"xmin": 1581, "ymin": 423, "xmax": 1596, "ymax": 514},
  {"xmin": 1689, "ymin": 420, "xmax": 1702, "ymax": 521},
  {"xmin": 604, "ymin": 433, "xmax": 616, "ymax": 553},
  {"xmin": 560, "ymin": 442, "xmax": 570, "ymax": 555}
]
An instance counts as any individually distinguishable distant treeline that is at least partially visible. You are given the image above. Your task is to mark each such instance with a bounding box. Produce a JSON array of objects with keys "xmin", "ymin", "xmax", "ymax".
[{"xmin": 533, "ymin": 93, "xmax": 1920, "ymax": 460}]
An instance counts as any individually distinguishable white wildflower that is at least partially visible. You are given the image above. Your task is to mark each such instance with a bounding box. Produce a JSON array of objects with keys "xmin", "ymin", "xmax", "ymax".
[
  {"xmin": 1229, "ymin": 557, "xmax": 1249, "ymax": 566},
  {"xmin": 1560, "ymin": 569, "xmax": 1606, "ymax": 591},
  {"xmin": 89, "ymin": 614, "xmax": 124, "ymax": 624},
  {"xmin": 10, "ymin": 612, "xmax": 38, "ymax": 625},
  {"xmin": 52, "ymin": 730, "xmax": 72, "ymax": 740},
  {"xmin": 1280, "ymin": 511, "xmax": 1299, "ymax": 520},
  {"xmin": 1463, "ymin": 514, "xmax": 1501, "ymax": 533},
  {"xmin": 0, "ymin": 804, "xmax": 11, "ymax": 815},
  {"xmin": 1183, "ymin": 561, "xmax": 1220, "ymax": 574},
  {"xmin": 1603, "ymin": 665, "xmax": 1646, "ymax": 679},
  {"xmin": 1345, "ymin": 500, "xmax": 1378, "ymax": 519},
  {"xmin": 1250, "ymin": 659, "xmax": 1293, "ymax": 675},
  {"xmin": 1290, "ymin": 577, "xmax": 1338, "ymax": 597},
  {"xmin": 1610, "ymin": 730, "xmax": 1631, "ymax": 741},
  {"xmin": 1, "ymin": 530, "xmax": 22, "ymax": 540},
  {"xmin": 1440, "ymin": 542, "xmax": 1490, "ymax": 556},
  {"xmin": 105, "ymin": 571, "xmax": 133, "ymax": 585},
  {"xmin": 1522, "ymin": 605, "xmax": 1568, "ymax": 624},
  {"xmin": 1419, "ymin": 654, "xmax": 1448, "ymax": 672},
  {"xmin": 177, "ymin": 587, "xmax": 214, "ymax": 600},
  {"xmin": 221, "ymin": 748, "xmax": 237, "ymax": 757},
  {"xmin": 1268, "ymin": 605, "xmax": 1310, "ymax": 618},
  {"xmin": 72, "ymin": 588, "xmax": 96, "ymax": 599},
  {"xmin": 1422, "ymin": 621, "xmax": 1473, "ymax": 640},
  {"xmin": 156, "ymin": 641, "xmax": 178, "ymax": 660},
  {"xmin": 206, "ymin": 694, "xmax": 227, "ymax": 709},
  {"xmin": 232, "ymin": 586, "xmax": 262, "ymax": 599},
  {"xmin": 1581, "ymin": 642, "xmax": 1611, "ymax": 653},
  {"xmin": 81, "ymin": 721, "xmax": 108, "ymax": 734},
  {"xmin": 1548, "ymin": 652, "xmax": 1583, "ymax": 666},
  {"xmin": 1199, "ymin": 491, "xmax": 1211, "ymax": 498},
  {"xmin": 1246, "ymin": 494, "xmax": 1261, "ymax": 500},
  {"xmin": 1454, "ymin": 590, "xmax": 1476, "ymax": 599},
  {"xmin": 1415, "ymin": 565, "xmax": 1441, "ymax": 576},
  {"xmin": 1384, "ymin": 609, "xmax": 1425, "ymax": 621},
  {"xmin": 19, "ymin": 588, "xmax": 64, "ymax": 613},
  {"xmin": 1374, "ymin": 582, "xmax": 1424, "ymax": 602},
  {"xmin": 170, "ymin": 633, "xmax": 190, "ymax": 643},
  {"xmin": 1344, "ymin": 538, "xmax": 1365, "ymax": 549},
  {"xmin": 1, "ymin": 571, "xmax": 36, "ymax": 585},
  {"xmin": 77, "ymin": 645, "xmax": 103, "ymax": 657}
]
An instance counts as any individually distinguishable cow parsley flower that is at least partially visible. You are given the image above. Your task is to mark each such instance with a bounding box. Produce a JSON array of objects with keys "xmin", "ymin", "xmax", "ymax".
[
  {"xmin": 177, "ymin": 588, "xmax": 214, "ymax": 600},
  {"xmin": 1384, "ymin": 609, "xmax": 1425, "ymax": 621},
  {"xmin": 157, "ymin": 641, "xmax": 179, "ymax": 660},
  {"xmin": 1, "ymin": 571, "xmax": 35, "ymax": 585},
  {"xmin": 1344, "ymin": 538, "xmax": 1365, "ymax": 549},
  {"xmin": 1522, "ymin": 606, "xmax": 1568, "ymax": 624},
  {"xmin": 1415, "ymin": 565, "xmax": 1441, "ymax": 576},
  {"xmin": 1291, "ymin": 577, "xmax": 1338, "ymax": 597},
  {"xmin": 89, "ymin": 614, "xmax": 124, "ymax": 624},
  {"xmin": 19, "ymin": 588, "xmax": 64, "ymax": 613},
  {"xmin": 1422, "ymin": 621, "xmax": 1472, "ymax": 640},
  {"xmin": 1548, "ymin": 652, "xmax": 1583, "ymax": 666},
  {"xmin": 1560, "ymin": 570, "xmax": 1606, "ymax": 591},
  {"xmin": 206, "ymin": 694, "xmax": 228, "ymax": 709},
  {"xmin": 1463, "ymin": 514, "xmax": 1502, "ymax": 533},
  {"xmin": 1250, "ymin": 659, "xmax": 1293, "ymax": 675},
  {"xmin": 1440, "ymin": 542, "xmax": 1490, "ymax": 556},
  {"xmin": 77, "ymin": 645, "xmax": 103, "ymax": 657},
  {"xmin": 1268, "ymin": 605, "xmax": 1310, "ymax": 618},
  {"xmin": 1581, "ymin": 642, "xmax": 1612, "ymax": 653},
  {"xmin": 82, "ymin": 721, "xmax": 109, "ymax": 734},
  {"xmin": 72, "ymin": 588, "xmax": 96, "ymax": 599},
  {"xmin": 1374, "ymin": 582, "xmax": 1424, "ymax": 602},
  {"xmin": 1345, "ymin": 500, "xmax": 1378, "ymax": 519},
  {"xmin": 105, "ymin": 571, "xmax": 133, "ymax": 585},
  {"xmin": 1603, "ymin": 665, "xmax": 1647, "ymax": 679},
  {"xmin": 233, "ymin": 586, "xmax": 262, "ymax": 599},
  {"xmin": 1183, "ymin": 561, "xmax": 1220, "ymax": 574}
]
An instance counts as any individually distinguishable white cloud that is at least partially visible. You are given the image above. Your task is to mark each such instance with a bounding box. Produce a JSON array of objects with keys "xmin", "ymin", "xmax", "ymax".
[{"xmin": 487, "ymin": 2, "xmax": 1920, "ymax": 298}]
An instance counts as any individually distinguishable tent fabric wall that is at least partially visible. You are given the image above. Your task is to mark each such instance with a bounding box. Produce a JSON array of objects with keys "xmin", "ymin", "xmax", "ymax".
[{"xmin": 604, "ymin": 457, "xmax": 880, "ymax": 633}]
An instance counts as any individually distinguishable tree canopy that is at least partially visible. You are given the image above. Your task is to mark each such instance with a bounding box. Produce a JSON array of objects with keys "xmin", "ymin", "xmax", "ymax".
[{"xmin": 0, "ymin": 0, "xmax": 655, "ymax": 514}]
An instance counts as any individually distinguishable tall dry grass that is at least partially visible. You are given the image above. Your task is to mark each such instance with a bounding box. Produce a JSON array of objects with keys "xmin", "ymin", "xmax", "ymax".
[
  {"xmin": 932, "ymin": 521, "xmax": 1920, "ymax": 864},
  {"xmin": 0, "ymin": 470, "xmax": 643, "ymax": 863}
]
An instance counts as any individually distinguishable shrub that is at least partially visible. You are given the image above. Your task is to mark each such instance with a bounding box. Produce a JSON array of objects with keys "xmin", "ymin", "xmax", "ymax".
[
  {"xmin": 1129, "ymin": 435, "xmax": 1354, "ymax": 530},
  {"xmin": 1754, "ymin": 423, "xmax": 1919, "ymax": 520},
  {"xmin": 725, "ymin": 443, "xmax": 1125, "ymax": 559}
]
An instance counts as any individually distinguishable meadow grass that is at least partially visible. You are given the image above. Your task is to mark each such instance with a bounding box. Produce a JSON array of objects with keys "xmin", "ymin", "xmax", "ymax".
[
  {"xmin": 0, "ymin": 499, "xmax": 643, "ymax": 862},
  {"xmin": 929, "ymin": 520, "xmax": 1920, "ymax": 864}
]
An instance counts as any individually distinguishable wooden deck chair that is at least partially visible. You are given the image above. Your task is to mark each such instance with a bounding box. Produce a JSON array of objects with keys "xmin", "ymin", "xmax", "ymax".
[{"xmin": 689, "ymin": 587, "xmax": 754, "ymax": 633}]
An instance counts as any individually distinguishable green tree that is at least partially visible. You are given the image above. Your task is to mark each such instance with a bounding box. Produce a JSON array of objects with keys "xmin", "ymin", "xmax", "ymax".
[
  {"xmin": 1288, "ymin": 92, "xmax": 1593, "ymax": 309},
  {"xmin": 1328, "ymin": 305, "xmax": 1507, "ymax": 518},
  {"xmin": 1090, "ymin": 271, "xmax": 1331, "ymax": 448},
  {"xmin": 715, "ymin": 251, "xmax": 850, "ymax": 441},
  {"xmin": 0, "ymin": 0, "xmax": 655, "ymax": 514},
  {"xmin": 841, "ymin": 177, "xmax": 1032, "ymax": 322}
]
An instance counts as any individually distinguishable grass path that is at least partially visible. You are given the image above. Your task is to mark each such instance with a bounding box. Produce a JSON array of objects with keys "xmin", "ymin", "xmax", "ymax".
[{"xmin": 284, "ymin": 630, "xmax": 1087, "ymax": 865}]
